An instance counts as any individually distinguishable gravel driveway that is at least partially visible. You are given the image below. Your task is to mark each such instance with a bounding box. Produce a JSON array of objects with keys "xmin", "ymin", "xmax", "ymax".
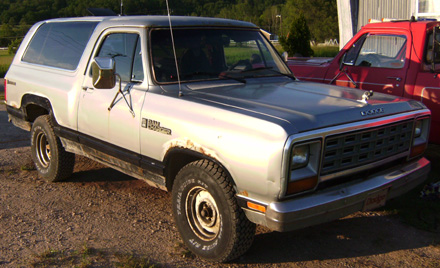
[{"xmin": 0, "ymin": 102, "xmax": 439, "ymax": 267}]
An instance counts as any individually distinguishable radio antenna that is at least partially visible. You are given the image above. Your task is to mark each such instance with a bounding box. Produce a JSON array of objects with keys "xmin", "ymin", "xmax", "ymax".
[
  {"xmin": 120, "ymin": 0, "xmax": 123, "ymax": 15},
  {"xmin": 165, "ymin": 0, "xmax": 183, "ymax": 97}
]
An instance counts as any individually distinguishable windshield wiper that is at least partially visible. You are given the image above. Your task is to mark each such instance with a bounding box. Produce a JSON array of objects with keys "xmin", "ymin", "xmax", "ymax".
[
  {"xmin": 241, "ymin": 66, "xmax": 273, "ymax": 73},
  {"xmin": 218, "ymin": 73, "xmax": 246, "ymax": 84},
  {"xmin": 244, "ymin": 67, "xmax": 296, "ymax": 80},
  {"xmin": 269, "ymin": 69, "xmax": 296, "ymax": 80}
]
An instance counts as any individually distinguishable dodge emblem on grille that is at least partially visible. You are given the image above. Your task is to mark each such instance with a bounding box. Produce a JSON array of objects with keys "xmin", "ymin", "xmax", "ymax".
[{"xmin": 361, "ymin": 108, "xmax": 384, "ymax": 116}]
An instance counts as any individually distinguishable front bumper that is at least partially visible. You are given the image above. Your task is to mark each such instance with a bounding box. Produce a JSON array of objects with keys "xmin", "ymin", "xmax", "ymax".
[{"xmin": 240, "ymin": 157, "xmax": 430, "ymax": 232}]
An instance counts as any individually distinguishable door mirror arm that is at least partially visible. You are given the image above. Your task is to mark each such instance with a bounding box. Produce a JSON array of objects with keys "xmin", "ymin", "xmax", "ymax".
[
  {"xmin": 108, "ymin": 74, "xmax": 135, "ymax": 117},
  {"xmin": 91, "ymin": 57, "xmax": 135, "ymax": 117},
  {"xmin": 330, "ymin": 52, "xmax": 358, "ymax": 88}
]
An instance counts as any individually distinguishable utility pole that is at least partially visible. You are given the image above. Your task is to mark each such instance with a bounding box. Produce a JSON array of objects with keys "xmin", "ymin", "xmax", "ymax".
[{"xmin": 276, "ymin": 15, "xmax": 282, "ymax": 37}]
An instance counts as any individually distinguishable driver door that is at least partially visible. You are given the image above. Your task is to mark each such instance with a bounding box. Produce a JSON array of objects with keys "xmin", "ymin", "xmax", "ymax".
[
  {"xmin": 78, "ymin": 29, "xmax": 146, "ymax": 154},
  {"xmin": 327, "ymin": 32, "xmax": 409, "ymax": 97}
]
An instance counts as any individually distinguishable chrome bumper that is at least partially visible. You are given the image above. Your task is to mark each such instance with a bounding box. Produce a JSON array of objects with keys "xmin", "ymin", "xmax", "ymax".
[{"xmin": 243, "ymin": 158, "xmax": 430, "ymax": 232}]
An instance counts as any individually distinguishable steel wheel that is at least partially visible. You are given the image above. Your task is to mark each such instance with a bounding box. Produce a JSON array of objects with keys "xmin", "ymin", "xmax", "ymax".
[
  {"xmin": 35, "ymin": 131, "xmax": 51, "ymax": 168},
  {"xmin": 172, "ymin": 160, "xmax": 256, "ymax": 262},
  {"xmin": 31, "ymin": 115, "xmax": 75, "ymax": 182},
  {"xmin": 186, "ymin": 186, "xmax": 220, "ymax": 241}
]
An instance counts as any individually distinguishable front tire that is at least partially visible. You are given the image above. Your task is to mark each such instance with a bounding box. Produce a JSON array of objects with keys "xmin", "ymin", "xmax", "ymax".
[
  {"xmin": 31, "ymin": 115, "xmax": 75, "ymax": 182},
  {"xmin": 172, "ymin": 160, "xmax": 255, "ymax": 262}
]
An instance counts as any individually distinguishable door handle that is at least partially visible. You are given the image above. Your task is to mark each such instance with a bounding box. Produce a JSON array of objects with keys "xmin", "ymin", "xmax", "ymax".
[
  {"xmin": 82, "ymin": 86, "xmax": 93, "ymax": 91},
  {"xmin": 386, "ymin": 77, "xmax": 401, "ymax": 82}
]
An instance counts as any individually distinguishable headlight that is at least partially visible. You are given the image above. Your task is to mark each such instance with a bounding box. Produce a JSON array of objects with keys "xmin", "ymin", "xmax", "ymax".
[
  {"xmin": 414, "ymin": 120, "xmax": 423, "ymax": 138},
  {"xmin": 410, "ymin": 117, "xmax": 430, "ymax": 158},
  {"xmin": 286, "ymin": 140, "xmax": 321, "ymax": 195},
  {"xmin": 291, "ymin": 144, "xmax": 310, "ymax": 170}
]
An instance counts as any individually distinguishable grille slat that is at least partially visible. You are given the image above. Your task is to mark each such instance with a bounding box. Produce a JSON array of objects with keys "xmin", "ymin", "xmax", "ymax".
[{"xmin": 321, "ymin": 121, "xmax": 413, "ymax": 175}]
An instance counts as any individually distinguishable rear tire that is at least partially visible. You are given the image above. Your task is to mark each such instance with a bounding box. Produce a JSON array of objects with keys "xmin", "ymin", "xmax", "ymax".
[
  {"xmin": 172, "ymin": 159, "xmax": 255, "ymax": 262},
  {"xmin": 30, "ymin": 115, "xmax": 75, "ymax": 182}
]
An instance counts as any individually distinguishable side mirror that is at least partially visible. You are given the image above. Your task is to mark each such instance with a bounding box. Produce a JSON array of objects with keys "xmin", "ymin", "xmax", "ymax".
[
  {"xmin": 281, "ymin": 51, "xmax": 288, "ymax": 62},
  {"xmin": 92, "ymin": 57, "xmax": 116, "ymax": 89},
  {"xmin": 339, "ymin": 52, "xmax": 347, "ymax": 71}
]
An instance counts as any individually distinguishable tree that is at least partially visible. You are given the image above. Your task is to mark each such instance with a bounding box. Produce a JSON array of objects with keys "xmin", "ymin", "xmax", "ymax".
[
  {"xmin": 8, "ymin": 38, "xmax": 21, "ymax": 54},
  {"xmin": 279, "ymin": 13, "xmax": 313, "ymax": 57},
  {"xmin": 283, "ymin": 0, "xmax": 338, "ymax": 43},
  {"xmin": 0, "ymin": 23, "xmax": 14, "ymax": 47}
]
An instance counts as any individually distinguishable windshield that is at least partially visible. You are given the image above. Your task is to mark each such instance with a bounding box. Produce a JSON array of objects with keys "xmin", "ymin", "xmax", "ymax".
[{"xmin": 151, "ymin": 28, "xmax": 292, "ymax": 83}]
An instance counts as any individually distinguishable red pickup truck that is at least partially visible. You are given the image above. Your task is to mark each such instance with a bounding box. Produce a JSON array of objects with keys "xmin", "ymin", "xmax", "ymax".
[{"xmin": 288, "ymin": 19, "xmax": 440, "ymax": 143}]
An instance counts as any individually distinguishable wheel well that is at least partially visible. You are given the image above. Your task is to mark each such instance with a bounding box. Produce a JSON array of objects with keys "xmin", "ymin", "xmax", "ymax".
[
  {"xmin": 25, "ymin": 104, "xmax": 49, "ymax": 122},
  {"xmin": 164, "ymin": 149, "xmax": 234, "ymax": 191},
  {"xmin": 164, "ymin": 150, "xmax": 200, "ymax": 191},
  {"xmin": 21, "ymin": 94, "xmax": 53, "ymax": 123}
]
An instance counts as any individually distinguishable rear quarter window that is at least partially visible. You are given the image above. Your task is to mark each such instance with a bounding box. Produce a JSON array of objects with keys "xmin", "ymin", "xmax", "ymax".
[{"xmin": 22, "ymin": 21, "xmax": 98, "ymax": 70}]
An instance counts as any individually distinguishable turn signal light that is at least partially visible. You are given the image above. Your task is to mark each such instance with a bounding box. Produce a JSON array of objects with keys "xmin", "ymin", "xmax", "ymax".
[
  {"xmin": 287, "ymin": 176, "xmax": 318, "ymax": 195},
  {"xmin": 410, "ymin": 143, "xmax": 427, "ymax": 158},
  {"xmin": 247, "ymin": 202, "xmax": 266, "ymax": 213}
]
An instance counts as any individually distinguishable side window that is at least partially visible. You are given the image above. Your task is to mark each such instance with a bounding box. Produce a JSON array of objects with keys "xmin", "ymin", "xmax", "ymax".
[
  {"xmin": 425, "ymin": 27, "xmax": 440, "ymax": 65},
  {"xmin": 23, "ymin": 21, "xmax": 98, "ymax": 70},
  {"xmin": 354, "ymin": 34, "xmax": 407, "ymax": 69},
  {"xmin": 132, "ymin": 38, "xmax": 144, "ymax": 82},
  {"xmin": 97, "ymin": 33, "xmax": 140, "ymax": 82}
]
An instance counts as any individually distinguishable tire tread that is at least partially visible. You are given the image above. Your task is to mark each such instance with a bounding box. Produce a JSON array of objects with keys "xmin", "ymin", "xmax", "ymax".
[
  {"xmin": 185, "ymin": 159, "xmax": 256, "ymax": 262},
  {"xmin": 31, "ymin": 115, "xmax": 75, "ymax": 182}
]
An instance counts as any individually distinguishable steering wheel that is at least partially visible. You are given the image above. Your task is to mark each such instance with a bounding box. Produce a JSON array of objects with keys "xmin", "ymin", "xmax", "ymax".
[
  {"xmin": 228, "ymin": 59, "xmax": 252, "ymax": 71},
  {"xmin": 365, "ymin": 54, "xmax": 381, "ymax": 67}
]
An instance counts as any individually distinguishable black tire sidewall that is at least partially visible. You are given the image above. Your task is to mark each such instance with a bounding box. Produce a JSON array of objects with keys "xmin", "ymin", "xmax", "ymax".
[
  {"xmin": 172, "ymin": 164, "xmax": 236, "ymax": 261},
  {"xmin": 30, "ymin": 116, "xmax": 60, "ymax": 181}
]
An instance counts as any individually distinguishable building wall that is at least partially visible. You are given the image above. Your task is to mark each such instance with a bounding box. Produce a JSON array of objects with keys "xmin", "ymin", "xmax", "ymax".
[{"xmin": 357, "ymin": 0, "xmax": 414, "ymax": 32}]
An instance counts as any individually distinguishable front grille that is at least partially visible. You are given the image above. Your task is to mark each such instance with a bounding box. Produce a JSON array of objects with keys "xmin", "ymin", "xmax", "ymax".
[{"xmin": 321, "ymin": 120, "xmax": 413, "ymax": 175}]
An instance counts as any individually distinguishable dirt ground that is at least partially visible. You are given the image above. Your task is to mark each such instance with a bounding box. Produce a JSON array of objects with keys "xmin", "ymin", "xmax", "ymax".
[{"xmin": 0, "ymin": 102, "xmax": 440, "ymax": 267}]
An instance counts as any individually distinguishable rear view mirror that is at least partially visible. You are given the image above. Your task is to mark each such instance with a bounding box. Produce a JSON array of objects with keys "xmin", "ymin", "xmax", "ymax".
[{"xmin": 92, "ymin": 57, "xmax": 116, "ymax": 89}]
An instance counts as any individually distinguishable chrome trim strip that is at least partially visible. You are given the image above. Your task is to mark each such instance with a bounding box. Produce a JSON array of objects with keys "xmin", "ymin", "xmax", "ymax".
[{"xmin": 322, "ymin": 78, "xmax": 393, "ymax": 87}]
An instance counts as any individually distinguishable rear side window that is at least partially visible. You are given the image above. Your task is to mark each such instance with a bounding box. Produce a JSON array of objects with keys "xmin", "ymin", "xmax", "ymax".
[{"xmin": 22, "ymin": 21, "xmax": 98, "ymax": 70}]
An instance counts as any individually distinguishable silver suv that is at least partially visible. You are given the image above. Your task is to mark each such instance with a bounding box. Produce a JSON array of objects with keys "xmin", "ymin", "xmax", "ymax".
[{"xmin": 4, "ymin": 16, "xmax": 431, "ymax": 261}]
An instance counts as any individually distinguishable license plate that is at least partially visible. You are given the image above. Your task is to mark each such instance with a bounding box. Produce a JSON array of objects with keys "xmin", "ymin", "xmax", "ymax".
[{"xmin": 363, "ymin": 188, "xmax": 389, "ymax": 211}]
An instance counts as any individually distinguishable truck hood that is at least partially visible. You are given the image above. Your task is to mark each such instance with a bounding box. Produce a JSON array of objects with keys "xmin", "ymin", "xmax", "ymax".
[{"xmin": 184, "ymin": 78, "xmax": 425, "ymax": 133}]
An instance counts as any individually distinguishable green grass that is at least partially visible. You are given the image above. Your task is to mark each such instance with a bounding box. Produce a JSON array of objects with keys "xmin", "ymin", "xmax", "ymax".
[
  {"xmin": 29, "ymin": 244, "xmax": 162, "ymax": 268},
  {"xmin": 312, "ymin": 45, "xmax": 339, "ymax": 57},
  {"xmin": 274, "ymin": 44, "xmax": 339, "ymax": 58},
  {"xmin": 0, "ymin": 50, "xmax": 14, "ymax": 78},
  {"xmin": 224, "ymin": 45, "xmax": 259, "ymax": 66}
]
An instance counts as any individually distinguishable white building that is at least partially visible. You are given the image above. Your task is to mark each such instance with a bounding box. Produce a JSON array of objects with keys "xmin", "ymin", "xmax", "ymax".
[{"xmin": 337, "ymin": 0, "xmax": 440, "ymax": 48}]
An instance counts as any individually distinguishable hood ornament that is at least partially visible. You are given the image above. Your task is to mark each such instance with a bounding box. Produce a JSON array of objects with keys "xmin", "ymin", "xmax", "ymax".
[{"xmin": 359, "ymin": 90, "xmax": 374, "ymax": 104}]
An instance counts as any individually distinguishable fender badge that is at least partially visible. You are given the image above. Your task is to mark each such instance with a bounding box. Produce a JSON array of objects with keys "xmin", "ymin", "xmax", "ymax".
[{"xmin": 142, "ymin": 118, "xmax": 172, "ymax": 135}]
